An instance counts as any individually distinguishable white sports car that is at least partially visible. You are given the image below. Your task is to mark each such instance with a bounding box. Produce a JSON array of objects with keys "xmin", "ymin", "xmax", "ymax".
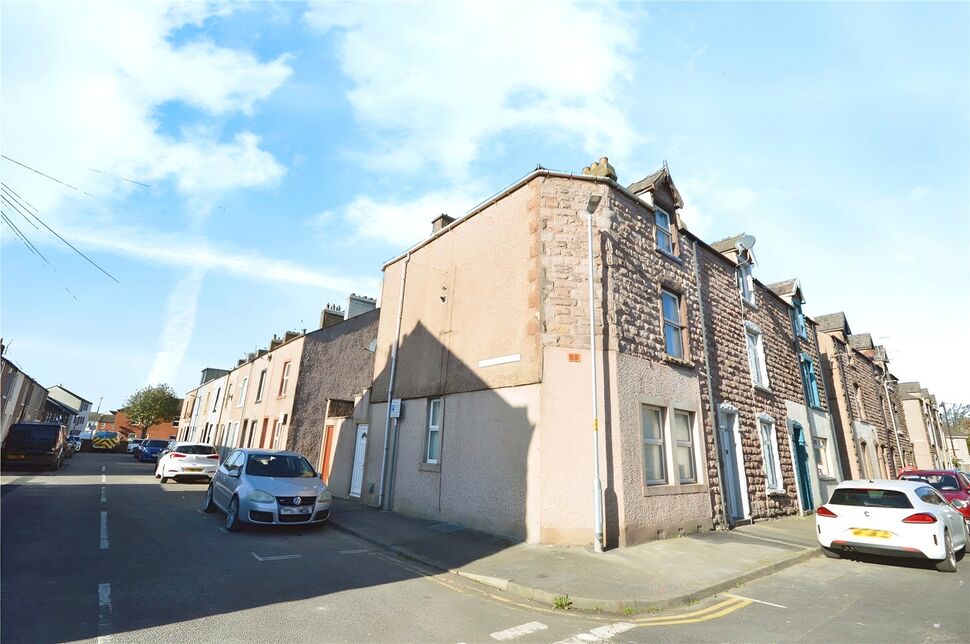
[
  {"xmin": 817, "ymin": 479, "xmax": 968, "ymax": 572},
  {"xmin": 155, "ymin": 442, "xmax": 220, "ymax": 482}
]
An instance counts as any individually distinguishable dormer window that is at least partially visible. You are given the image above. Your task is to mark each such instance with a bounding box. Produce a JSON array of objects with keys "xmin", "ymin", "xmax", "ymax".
[
  {"xmin": 655, "ymin": 208, "xmax": 676, "ymax": 256},
  {"xmin": 792, "ymin": 295, "xmax": 807, "ymax": 339},
  {"xmin": 737, "ymin": 250, "xmax": 755, "ymax": 306}
]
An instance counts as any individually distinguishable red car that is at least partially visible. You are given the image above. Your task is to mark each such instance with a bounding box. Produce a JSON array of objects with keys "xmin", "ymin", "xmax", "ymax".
[{"xmin": 899, "ymin": 469, "xmax": 970, "ymax": 523}]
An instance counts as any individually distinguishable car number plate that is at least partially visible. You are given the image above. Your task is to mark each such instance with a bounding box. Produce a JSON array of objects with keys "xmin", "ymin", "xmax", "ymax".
[
  {"xmin": 280, "ymin": 506, "xmax": 311, "ymax": 515},
  {"xmin": 6, "ymin": 454, "xmax": 25, "ymax": 460},
  {"xmin": 184, "ymin": 467, "xmax": 202, "ymax": 472},
  {"xmin": 851, "ymin": 528, "xmax": 890, "ymax": 539}
]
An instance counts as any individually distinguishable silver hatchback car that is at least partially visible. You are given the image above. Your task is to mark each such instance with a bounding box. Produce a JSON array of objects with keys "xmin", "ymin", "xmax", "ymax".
[{"xmin": 203, "ymin": 448, "xmax": 332, "ymax": 531}]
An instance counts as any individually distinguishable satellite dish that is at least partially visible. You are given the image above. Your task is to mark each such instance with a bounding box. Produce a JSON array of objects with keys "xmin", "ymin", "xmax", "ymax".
[
  {"xmin": 367, "ymin": 339, "xmax": 378, "ymax": 353},
  {"xmin": 737, "ymin": 234, "xmax": 756, "ymax": 250}
]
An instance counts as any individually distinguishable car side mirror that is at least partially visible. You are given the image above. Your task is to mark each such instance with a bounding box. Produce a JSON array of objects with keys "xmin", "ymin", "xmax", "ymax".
[{"xmin": 228, "ymin": 469, "xmax": 240, "ymax": 478}]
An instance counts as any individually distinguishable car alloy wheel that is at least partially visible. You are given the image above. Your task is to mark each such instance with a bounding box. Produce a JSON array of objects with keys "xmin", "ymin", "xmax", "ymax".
[
  {"xmin": 202, "ymin": 486, "xmax": 216, "ymax": 513},
  {"xmin": 935, "ymin": 530, "xmax": 957, "ymax": 573},
  {"xmin": 226, "ymin": 496, "xmax": 242, "ymax": 532}
]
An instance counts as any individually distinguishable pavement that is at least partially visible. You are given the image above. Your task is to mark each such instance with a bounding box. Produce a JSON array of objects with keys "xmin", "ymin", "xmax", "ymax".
[{"xmin": 328, "ymin": 497, "xmax": 822, "ymax": 613}]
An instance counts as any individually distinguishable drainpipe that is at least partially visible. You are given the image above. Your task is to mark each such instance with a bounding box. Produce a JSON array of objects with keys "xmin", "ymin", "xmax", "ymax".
[
  {"xmin": 377, "ymin": 251, "xmax": 410, "ymax": 509},
  {"xmin": 584, "ymin": 196, "xmax": 604, "ymax": 553},
  {"xmin": 881, "ymin": 375, "xmax": 903, "ymax": 476},
  {"xmin": 691, "ymin": 239, "xmax": 729, "ymax": 527}
]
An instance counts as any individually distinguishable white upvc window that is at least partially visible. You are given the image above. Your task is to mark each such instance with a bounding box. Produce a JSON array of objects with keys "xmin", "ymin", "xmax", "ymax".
[
  {"xmin": 238, "ymin": 377, "xmax": 248, "ymax": 408},
  {"xmin": 673, "ymin": 410, "xmax": 696, "ymax": 484},
  {"xmin": 641, "ymin": 405, "xmax": 666, "ymax": 484},
  {"xmin": 425, "ymin": 398, "xmax": 443, "ymax": 464},
  {"xmin": 813, "ymin": 437, "xmax": 831, "ymax": 478},
  {"xmin": 271, "ymin": 419, "xmax": 282, "ymax": 449},
  {"xmin": 279, "ymin": 361, "xmax": 291, "ymax": 397},
  {"xmin": 255, "ymin": 369, "xmax": 267, "ymax": 402},
  {"xmin": 758, "ymin": 414, "xmax": 783, "ymax": 492},
  {"xmin": 854, "ymin": 384, "xmax": 867, "ymax": 421},
  {"xmin": 745, "ymin": 322, "xmax": 770, "ymax": 388},
  {"xmin": 212, "ymin": 387, "xmax": 221, "ymax": 412}
]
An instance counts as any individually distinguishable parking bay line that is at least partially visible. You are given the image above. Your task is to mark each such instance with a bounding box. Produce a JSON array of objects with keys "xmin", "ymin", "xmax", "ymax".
[
  {"xmin": 251, "ymin": 552, "xmax": 303, "ymax": 562},
  {"xmin": 101, "ymin": 487, "xmax": 106, "ymax": 503},
  {"xmin": 723, "ymin": 593, "xmax": 787, "ymax": 609}
]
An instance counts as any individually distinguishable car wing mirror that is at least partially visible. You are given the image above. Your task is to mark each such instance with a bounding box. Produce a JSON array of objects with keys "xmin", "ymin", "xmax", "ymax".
[{"xmin": 228, "ymin": 469, "xmax": 240, "ymax": 478}]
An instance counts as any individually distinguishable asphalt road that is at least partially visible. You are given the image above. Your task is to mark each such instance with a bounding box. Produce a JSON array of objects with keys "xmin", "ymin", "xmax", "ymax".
[{"xmin": 2, "ymin": 453, "xmax": 968, "ymax": 643}]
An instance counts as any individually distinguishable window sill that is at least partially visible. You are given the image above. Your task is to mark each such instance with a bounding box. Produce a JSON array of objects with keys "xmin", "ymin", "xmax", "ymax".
[
  {"xmin": 418, "ymin": 462, "xmax": 440, "ymax": 473},
  {"xmin": 809, "ymin": 404, "xmax": 826, "ymax": 412},
  {"xmin": 655, "ymin": 248, "xmax": 683, "ymax": 265},
  {"xmin": 643, "ymin": 483, "xmax": 708, "ymax": 497},
  {"xmin": 663, "ymin": 355, "xmax": 694, "ymax": 369},
  {"xmin": 767, "ymin": 488, "xmax": 787, "ymax": 497},
  {"xmin": 818, "ymin": 475, "xmax": 837, "ymax": 481},
  {"xmin": 753, "ymin": 384, "xmax": 773, "ymax": 395}
]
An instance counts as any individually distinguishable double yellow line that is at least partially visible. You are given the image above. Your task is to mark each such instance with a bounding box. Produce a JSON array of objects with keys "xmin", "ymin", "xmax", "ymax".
[{"xmin": 630, "ymin": 596, "xmax": 752, "ymax": 626}]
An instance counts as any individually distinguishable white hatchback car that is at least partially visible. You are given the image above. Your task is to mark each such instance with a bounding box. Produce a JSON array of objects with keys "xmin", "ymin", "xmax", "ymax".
[
  {"xmin": 817, "ymin": 479, "xmax": 968, "ymax": 572},
  {"xmin": 155, "ymin": 442, "xmax": 220, "ymax": 483}
]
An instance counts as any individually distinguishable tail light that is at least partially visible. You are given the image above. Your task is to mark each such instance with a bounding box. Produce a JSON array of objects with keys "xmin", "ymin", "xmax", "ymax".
[
  {"xmin": 902, "ymin": 512, "xmax": 937, "ymax": 524},
  {"xmin": 206, "ymin": 454, "xmax": 220, "ymax": 460},
  {"xmin": 172, "ymin": 453, "xmax": 186, "ymax": 459},
  {"xmin": 816, "ymin": 505, "xmax": 838, "ymax": 518}
]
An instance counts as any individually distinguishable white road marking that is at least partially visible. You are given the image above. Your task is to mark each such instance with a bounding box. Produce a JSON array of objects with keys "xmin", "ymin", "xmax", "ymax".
[
  {"xmin": 97, "ymin": 582, "xmax": 112, "ymax": 641},
  {"xmin": 724, "ymin": 593, "xmax": 787, "ymax": 609},
  {"xmin": 102, "ymin": 466, "xmax": 106, "ymax": 473},
  {"xmin": 100, "ymin": 487, "xmax": 106, "ymax": 503},
  {"xmin": 490, "ymin": 621, "xmax": 548, "ymax": 641},
  {"xmin": 100, "ymin": 511, "xmax": 109, "ymax": 549},
  {"xmin": 732, "ymin": 531, "xmax": 811, "ymax": 550},
  {"xmin": 338, "ymin": 548, "xmax": 371, "ymax": 554},
  {"xmin": 553, "ymin": 622, "xmax": 636, "ymax": 644},
  {"xmin": 251, "ymin": 552, "xmax": 303, "ymax": 562},
  {"xmin": 101, "ymin": 474, "xmax": 106, "ymax": 484}
]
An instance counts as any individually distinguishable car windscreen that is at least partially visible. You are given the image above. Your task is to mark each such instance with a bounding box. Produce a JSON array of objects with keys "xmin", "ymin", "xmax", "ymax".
[
  {"xmin": 245, "ymin": 454, "xmax": 315, "ymax": 478},
  {"xmin": 829, "ymin": 488, "xmax": 913, "ymax": 509},
  {"xmin": 95, "ymin": 432, "xmax": 117, "ymax": 439},
  {"xmin": 144, "ymin": 440, "xmax": 169, "ymax": 448},
  {"xmin": 6, "ymin": 425, "xmax": 59, "ymax": 446},
  {"xmin": 176, "ymin": 445, "xmax": 216, "ymax": 455}
]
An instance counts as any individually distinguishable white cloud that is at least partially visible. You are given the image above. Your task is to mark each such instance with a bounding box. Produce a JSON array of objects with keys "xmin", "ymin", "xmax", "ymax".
[
  {"xmin": 305, "ymin": 0, "xmax": 640, "ymax": 179},
  {"xmin": 146, "ymin": 267, "xmax": 207, "ymax": 386},
  {"xmin": 332, "ymin": 188, "xmax": 487, "ymax": 247},
  {"xmin": 1, "ymin": 1, "xmax": 291, "ymax": 211}
]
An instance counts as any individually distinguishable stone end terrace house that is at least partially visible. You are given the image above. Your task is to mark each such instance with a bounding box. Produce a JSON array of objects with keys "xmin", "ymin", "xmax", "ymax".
[
  {"xmin": 356, "ymin": 161, "xmax": 840, "ymax": 548},
  {"xmin": 815, "ymin": 312, "xmax": 914, "ymax": 482}
]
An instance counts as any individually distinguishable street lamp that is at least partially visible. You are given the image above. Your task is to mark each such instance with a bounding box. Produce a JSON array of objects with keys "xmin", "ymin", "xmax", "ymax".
[{"xmin": 585, "ymin": 193, "xmax": 604, "ymax": 553}]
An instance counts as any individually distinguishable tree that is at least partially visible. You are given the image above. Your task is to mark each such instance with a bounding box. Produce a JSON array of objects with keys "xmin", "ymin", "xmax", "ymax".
[
  {"xmin": 941, "ymin": 403, "xmax": 970, "ymax": 436},
  {"xmin": 123, "ymin": 384, "xmax": 181, "ymax": 439}
]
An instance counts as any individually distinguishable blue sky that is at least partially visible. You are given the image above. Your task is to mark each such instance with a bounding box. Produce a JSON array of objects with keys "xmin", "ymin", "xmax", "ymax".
[{"xmin": 1, "ymin": 1, "xmax": 967, "ymax": 410}]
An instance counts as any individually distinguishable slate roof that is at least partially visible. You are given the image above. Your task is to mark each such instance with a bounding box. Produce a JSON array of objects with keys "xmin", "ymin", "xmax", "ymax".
[
  {"xmin": 815, "ymin": 312, "xmax": 851, "ymax": 334},
  {"xmin": 766, "ymin": 279, "xmax": 798, "ymax": 297},
  {"xmin": 626, "ymin": 166, "xmax": 684, "ymax": 208},
  {"xmin": 848, "ymin": 333, "xmax": 875, "ymax": 351}
]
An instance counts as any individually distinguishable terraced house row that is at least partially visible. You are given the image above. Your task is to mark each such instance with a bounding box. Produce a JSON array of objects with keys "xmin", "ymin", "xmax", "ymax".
[{"xmin": 178, "ymin": 158, "xmax": 950, "ymax": 549}]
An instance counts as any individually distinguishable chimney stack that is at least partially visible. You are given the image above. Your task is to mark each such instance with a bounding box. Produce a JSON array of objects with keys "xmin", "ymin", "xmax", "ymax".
[
  {"xmin": 432, "ymin": 213, "xmax": 455, "ymax": 234},
  {"xmin": 345, "ymin": 293, "xmax": 377, "ymax": 320},
  {"xmin": 320, "ymin": 303, "xmax": 344, "ymax": 329}
]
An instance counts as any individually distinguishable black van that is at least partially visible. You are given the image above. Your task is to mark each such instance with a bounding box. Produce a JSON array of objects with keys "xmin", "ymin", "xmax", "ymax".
[{"xmin": 1, "ymin": 422, "xmax": 68, "ymax": 470}]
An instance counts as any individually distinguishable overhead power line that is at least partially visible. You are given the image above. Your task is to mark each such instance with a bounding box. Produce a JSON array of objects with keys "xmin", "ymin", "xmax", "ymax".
[
  {"xmin": 0, "ymin": 181, "xmax": 120, "ymax": 284},
  {"xmin": 1, "ymin": 154, "xmax": 95, "ymax": 197},
  {"xmin": 1, "ymin": 211, "xmax": 49, "ymax": 262},
  {"xmin": 89, "ymin": 167, "xmax": 151, "ymax": 189}
]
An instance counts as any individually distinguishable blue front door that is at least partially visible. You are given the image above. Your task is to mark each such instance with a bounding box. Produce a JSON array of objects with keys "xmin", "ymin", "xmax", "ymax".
[{"xmin": 792, "ymin": 423, "xmax": 814, "ymax": 512}]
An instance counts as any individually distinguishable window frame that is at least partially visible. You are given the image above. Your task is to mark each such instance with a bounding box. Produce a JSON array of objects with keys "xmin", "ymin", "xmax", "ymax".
[
  {"xmin": 654, "ymin": 207, "xmax": 676, "ymax": 256},
  {"xmin": 813, "ymin": 437, "xmax": 831, "ymax": 478},
  {"xmin": 791, "ymin": 296, "xmax": 808, "ymax": 339},
  {"xmin": 673, "ymin": 409, "xmax": 696, "ymax": 484},
  {"xmin": 425, "ymin": 398, "xmax": 443, "ymax": 465},
  {"xmin": 641, "ymin": 405, "xmax": 667, "ymax": 485},
  {"xmin": 745, "ymin": 322, "xmax": 770, "ymax": 388},
  {"xmin": 255, "ymin": 369, "xmax": 267, "ymax": 403},
  {"xmin": 660, "ymin": 288, "xmax": 688, "ymax": 360},
  {"xmin": 799, "ymin": 352, "xmax": 821, "ymax": 408},
  {"xmin": 212, "ymin": 387, "xmax": 221, "ymax": 412},
  {"xmin": 238, "ymin": 377, "xmax": 248, "ymax": 408},
  {"xmin": 278, "ymin": 361, "xmax": 291, "ymax": 397},
  {"xmin": 854, "ymin": 384, "xmax": 867, "ymax": 421},
  {"xmin": 758, "ymin": 415, "xmax": 783, "ymax": 493}
]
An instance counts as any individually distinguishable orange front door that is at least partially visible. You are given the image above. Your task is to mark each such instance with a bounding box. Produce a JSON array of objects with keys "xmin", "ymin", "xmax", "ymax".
[{"xmin": 320, "ymin": 425, "xmax": 335, "ymax": 483}]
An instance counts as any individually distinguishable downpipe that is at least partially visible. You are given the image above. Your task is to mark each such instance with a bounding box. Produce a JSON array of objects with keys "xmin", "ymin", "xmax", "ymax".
[{"xmin": 377, "ymin": 251, "xmax": 410, "ymax": 509}]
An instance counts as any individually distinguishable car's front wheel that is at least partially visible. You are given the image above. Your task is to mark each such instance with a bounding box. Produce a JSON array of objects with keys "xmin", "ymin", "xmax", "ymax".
[
  {"xmin": 225, "ymin": 496, "xmax": 243, "ymax": 532},
  {"xmin": 935, "ymin": 530, "xmax": 958, "ymax": 572}
]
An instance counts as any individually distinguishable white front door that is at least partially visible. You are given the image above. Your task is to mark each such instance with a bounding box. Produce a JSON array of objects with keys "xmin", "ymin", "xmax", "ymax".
[{"xmin": 349, "ymin": 424, "xmax": 368, "ymax": 497}]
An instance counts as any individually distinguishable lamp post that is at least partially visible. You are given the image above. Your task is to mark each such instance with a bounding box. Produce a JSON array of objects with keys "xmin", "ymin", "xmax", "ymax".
[{"xmin": 585, "ymin": 194, "xmax": 604, "ymax": 553}]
